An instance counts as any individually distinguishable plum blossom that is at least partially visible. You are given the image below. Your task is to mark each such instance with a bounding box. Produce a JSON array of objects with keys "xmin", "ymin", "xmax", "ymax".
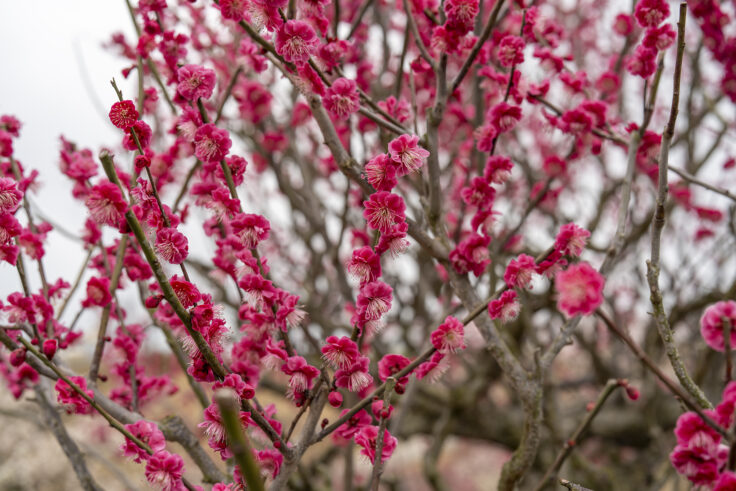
[
  {"xmin": 145, "ymin": 450, "xmax": 185, "ymax": 491},
  {"xmin": 275, "ymin": 21, "xmax": 319, "ymax": 64},
  {"xmin": 554, "ymin": 262, "xmax": 605, "ymax": 317},
  {"xmin": 700, "ymin": 301, "xmax": 736, "ymax": 352},
  {"xmin": 176, "ymin": 64, "xmax": 216, "ymax": 101},
  {"xmin": 363, "ymin": 192, "xmax": 406, "ymax": 233},
  {"xmin": 155, "ymin": 228, "xmax": 189, "ymax": 264},
  {"xmin": 323, "ymin": 78, "xmax": 360, "ymax": 120},
  {"xmin": 430, "ymin": 316, "xmax": 466, "ymax": 354},
  {"xmin": 388, "ymin": 134, "xmax": 429, "ymax": 176}
]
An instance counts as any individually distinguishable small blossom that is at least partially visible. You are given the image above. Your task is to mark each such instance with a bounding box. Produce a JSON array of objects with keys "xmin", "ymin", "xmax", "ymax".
[
  {"xmin": 498, "ymin": 35, "xmax": 525, "ymax": 67},
  {"xmin": 388, "ymin": 134, "xmax": 429, "ymax": 176},
  {"xmin": 555, "ymin": 223, "xmax": 590, "ymax": 257},
  {"xmin": 145, "ymin": 451, "xmax": 185, "ymax": 491},
  {"xmin": 335, "ymin": 356, "xmax": 373, "ymax": 392},
  {"xmin": 238, "ymin": 274, "xmax": 275, "ymax": 310},
  {"xmin": 86, "ymin": 181, "xmax": 127, "ymax": 227},
  {"xmin": 355, "ymin": 426, "xmax": 398, "ymax": 464},
  {"xmin": 488, "ymin": 290, "xmax": 521, "ymax": 323},
  {"xmin": 700, "ymin": 301, "xmax": 736, "ymax": 352},
  {"xmin": 231, "ymin": 213, "xmax": 270, "ymax": 249},
  {"xmin": 176, "ymin": 64, "xmax": 216, "ymax": 101},
  {"xmin": 627, "ymin": 45, "xmax": 658, "ymax": 78},
  {"xmin": 83, "ymin": 276, "xmax": 112, "ymax": 307},
  {"xmin": 430, "ymin": 316, "xmax": 466, "ymax": 354},
  {"xmin": 194, "ymin": 124, "xmax": 232, "ymax": 163},
  {"xmin": 634, "ymin": 0, "xmax": 670, "ymax": 28},
  {"xmin": 378, "ymin": 354, "xmax": 411, "ymax": 393},
  {"xmin": 42, "ymin": 339, "xmax": 58, "ymax": 360},
  {"xmin": 0, "ymin": 213, "xmax": 22, "ymax": 244},
  {"xmin": 275, "ymin": 20, "xmax": 319, "ymax": 64},
  {"xmin": 121, "ymin": 420, "xmax": 166, "ymax": 463},
  {"xmin": 322, "ymin": 336, "xmax": 360, "ymax": 368},
  {"xmin": 555, "ymin": 262, "xmax": 605, "ymax": 317},
  {"xmin": 363, "ymin": 192, "xmax": 406, "ymax": 233},
  {"xmin": 376, "ymin": 222, "xmax": 410, "ymax": 257},
  {"xmin": 281, "ymin": 356, "xmax": 320, "ymax": 397},
  {"xmin": 328, "ymin": 391, "xmax": 343, "ymax": 407},
  {"xmin": 108, "ymin": 100, "xmax": 139, "ymax": 129},
  {"xmin": 219, "ymin": 0, "xmax": 248, "ymax": 20},
  {"xmin": 324, "ymin": 78, "xmax": 360, "ymax": 120},
  {"xmin": 155, "ymin": 228, "xmax": 189, "ymax": 264},
  {"xmin": 0, "ymin": 178, "xmax": 23, "ymax": 215},
  {"xmin": 504, "ymin": 254, "xmax": 536, "ymax": 289},
  {"xmin": 489, "ymin": 102, "xmax": 522, "ymax": 133},
  {"xmin": 346, "ymin": 246, "xmax": 381, "ymax": 285},
  {"xmin": 642, "ymin": 23, "xmax": 676, "ymax": 51},
  {"xmin": 444, "ymin": 0, "xmax": 478, "ymax": 34},
  {"xmin": 55, "ymin": 376, "xmax": 94, "ymax": 414},
  {"xmin": 613, "ymin": 13, "xmax": 634, "ymax": 36},
  {"xmin": 357, "ymin": 281, "xmax": 393, "ymax": 321},
  {"xmin": 484, "ymin": 156, "xmax": 513, "ymax": 185},
  {"xmin": 364, "ymin": 154, "xmax": 398, "ymax": 191}
]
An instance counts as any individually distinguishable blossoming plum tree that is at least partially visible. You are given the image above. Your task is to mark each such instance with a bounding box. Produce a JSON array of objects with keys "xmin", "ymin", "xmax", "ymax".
[{"xmin": 1, "ymin": 0, "xmax": 736, "ymax": 489}]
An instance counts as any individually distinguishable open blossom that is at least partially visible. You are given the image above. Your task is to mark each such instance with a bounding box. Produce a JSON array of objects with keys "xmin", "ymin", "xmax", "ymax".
[
  {"xmin": 231, "ymin": 213, "xmax": 270, "ymax": 249},
  {"xmin": 357, "ymin": 281, "xmax": 393, "ymax": 320},
  {"xmin": 555, "ymin": 262, "xmax": 605, "ymax": 317},
  {"xmin": 489, "ymin": 102, "xmax": 522, "ymax": 133},
  {"xmin": 498, "ymin": 35, "xmax": 525, "ymax": 67},
  {"xmin": 275, "ymin": 20, "xmax": 319, "ymax": 64},
  {"xmin": 218, "ymin": 0, "xmax": 248, "ymax": 20},
  {"xmin": 355, "ymin": 426, "xmax": 398, "ymax": 464},
  {"xmin": 108, "ymin": 100, "xmax": 139, "ymax": 129},
  {"xmin": 83, "ymin": 276, "xmax": 112, "ymax": 307},
  {"xmin": 670, "ymin": 410, "xmax": 727, "ymax": 486},
  {"xmin": 346, "ymin": 246, "xmax": 381, "ymax": 285},
  {"xmin": 634, "ymin": 0, "xmax": 670, "ymax": 27},
  {"xmin": 431, "ymin": 316, "xmax": 466, "ymax": 354},
  {"xmin": 378, "ymin": 353, "xmax": 411, "ymax": 392},
  {"xmin": 364, "ymin": 154, "xmax": 398, "ymax": 191},
  {"xmin": 388, "ymin": 134, "xmax": 429, "ymax": 176},
  {"xmin": 444, "ymin": 0, "xmax": 478, "ymax": 34},
  {"xmin": 335, "ymin": 356, "xmax": 373, "ymax": 392},
  {"xmin": 145, "ymin": 450, "xmax": 185, "ymax": 491},
  {"xmin": 238, "ymin": 274, "xmax": 275, "ymax": 310},
  {"xmin": 176, "ymin": 64, "xmax": 216, "ymax": 101},
  {"xmin": 322, "ymin": 336, "xmax": 360, "ymax": 368},
  {"xmin": 484, "ymin": 155, "xmax": 513, "ymax": 185},
  {"xmin": 323, "ymin": 78, "xmax": 359, "ymax": 120},
  {"xmin": 86, "ymin": 181, "xmax": 127, "ymax": 227},
  {"xmin": 281, "ymin": 356, "xmax": 320, "ymax": 393},
  {"xmin": 488, "ymin": 290, "xmax": 521, "ymax": 323},
  {"xmin": 194, "ymin": 124, "xmax": 232, "ymax": 163},
  {"xmin": 555, "ymin": 223, "xmax": 590, "ymax": 257},
  {"xmin": 700, "ymin": 301, "xmax": 736, "ymax": 352},
  {"xmin": 504, "ymin": 254, "xmax": 536, "ymax": 289},
  {"xmin": 0, "ymin": 179, "xmax": 22, "ymax": 215},
  {"xmin": 0, "ymin": 213, "xmax": 22, "ymax": 244},
  {"xmin": 155, "ymin": 227, "xmax": 188, "ymax": 264},
  {"xmin": 627, "ymin": 45, "xmax": 658, "ymax": 78},
  {"xmin": 643, "ymin": 23, "xmax": 676, "ymax": 51},
  {"xmin": 376, "ymin": 222, "xmax": 410, "ymax": 257},
  {"xmin": 363, "ymin": 192, "xmax": 406, "ymax": 233},
  {"xmin": 55, "ymin": 376, "xmax": 94, "ymax": 414},
  {"xmin": 121, "ymin": 420, "xmax": 166, "ymax": 463},
  {"xmin": 450, "ymin": 232, "xmax": 491, "ymax": 277}
]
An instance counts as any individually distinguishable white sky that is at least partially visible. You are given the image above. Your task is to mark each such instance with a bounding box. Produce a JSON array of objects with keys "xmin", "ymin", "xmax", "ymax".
[{"xmin": 0, "ymin": 1, "xmax": 137, "ymax": 304}]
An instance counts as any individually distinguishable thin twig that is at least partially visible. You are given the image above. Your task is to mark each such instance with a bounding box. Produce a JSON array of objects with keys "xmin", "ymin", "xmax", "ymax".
[
  {"xmin": 646, "ymin": 4, "xmax": 711, "ymax": 409},
  {"xmin": 534, "ymin": 380, "xmax": 621, "ymax": 491}
]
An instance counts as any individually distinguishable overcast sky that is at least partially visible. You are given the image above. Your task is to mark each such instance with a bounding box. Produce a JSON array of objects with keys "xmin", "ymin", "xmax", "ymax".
[{"xmin": 0, "ymin": 2, "xmax": 138, "ymax": 302}]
